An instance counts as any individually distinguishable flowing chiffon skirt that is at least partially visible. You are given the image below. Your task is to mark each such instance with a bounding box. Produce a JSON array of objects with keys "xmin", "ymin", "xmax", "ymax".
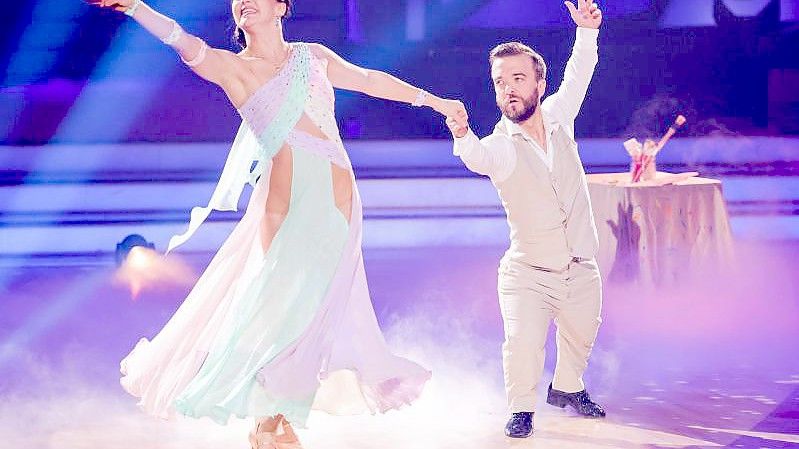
[{"xmin": 120, "ymin": 134, "xmax": 430, "ymax": 427}]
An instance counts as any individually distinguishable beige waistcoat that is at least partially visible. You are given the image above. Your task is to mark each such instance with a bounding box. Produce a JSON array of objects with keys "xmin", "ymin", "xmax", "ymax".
[{"xmin": 493, "ymin": 120, "xmax": 599, "ymax": 270}]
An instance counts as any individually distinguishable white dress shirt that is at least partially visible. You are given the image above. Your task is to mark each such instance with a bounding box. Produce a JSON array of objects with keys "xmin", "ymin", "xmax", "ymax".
[{"xmin": 505, "ymin": 118, "xmax": 556, "ymax": 172}]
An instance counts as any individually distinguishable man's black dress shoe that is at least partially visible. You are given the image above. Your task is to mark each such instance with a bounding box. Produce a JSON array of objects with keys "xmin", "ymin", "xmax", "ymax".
[
  {"xmin": 504, "ymin": 411, "xmax": 534, "ymax": 438},
  {"xmin": 546, "ymin": 383, "xmax": 606, "ymax": 417}
]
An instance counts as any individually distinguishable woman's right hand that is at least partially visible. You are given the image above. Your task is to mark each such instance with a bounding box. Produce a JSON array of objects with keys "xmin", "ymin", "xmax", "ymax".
[{"xmin": 87, "ymin": 0, "xmax": 135, "ymax": 13}]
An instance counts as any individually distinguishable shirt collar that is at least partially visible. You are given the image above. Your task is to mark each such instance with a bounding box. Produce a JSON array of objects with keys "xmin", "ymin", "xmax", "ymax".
[{"xmin": 501, "ymin": 113, "xmax": 559, "ymax": 141}]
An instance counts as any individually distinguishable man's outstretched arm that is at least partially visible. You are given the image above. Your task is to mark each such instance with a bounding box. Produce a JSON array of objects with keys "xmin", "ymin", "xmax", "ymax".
[{"xmin": 447, "ymin": 117, "xmax": 516, "ymax": 182}]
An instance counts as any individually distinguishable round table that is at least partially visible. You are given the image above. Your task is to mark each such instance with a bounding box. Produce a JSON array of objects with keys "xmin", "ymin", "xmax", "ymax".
[{"xmin": 587, "ymin": 172, "xmax": 734, "ymax": 288}]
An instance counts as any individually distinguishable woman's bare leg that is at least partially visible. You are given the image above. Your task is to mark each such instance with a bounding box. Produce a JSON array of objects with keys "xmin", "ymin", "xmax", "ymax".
[
  {"xmin": 260, "ymin": 145, "xmax": 293, "ymax": 254},
  {"xmin": 330, "ymin": 163, "xmax": 353, "ymax": 223}
]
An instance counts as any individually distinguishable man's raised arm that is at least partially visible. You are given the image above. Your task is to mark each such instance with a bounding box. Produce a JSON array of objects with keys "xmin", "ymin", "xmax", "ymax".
[{"xmin": 545, "ymin": 1, "xmax": 602, "ymax": 128}]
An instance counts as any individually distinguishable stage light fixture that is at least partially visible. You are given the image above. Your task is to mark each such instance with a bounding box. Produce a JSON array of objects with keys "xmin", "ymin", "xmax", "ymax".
[{"xmin": 115, "ymin": 234, "xmax": 155, "ymax": 267}]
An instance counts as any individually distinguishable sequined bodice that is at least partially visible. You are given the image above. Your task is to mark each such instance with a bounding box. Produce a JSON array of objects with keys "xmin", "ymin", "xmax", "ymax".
[{"xmin": 236, "ymin": 43, "xmax": 349, "ymax": 168}]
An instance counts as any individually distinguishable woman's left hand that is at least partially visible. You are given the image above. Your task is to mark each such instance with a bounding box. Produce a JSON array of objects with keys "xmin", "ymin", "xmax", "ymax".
[{"xmin": 433, "ymin": 98, "xmax": 468, "ymax": 123}]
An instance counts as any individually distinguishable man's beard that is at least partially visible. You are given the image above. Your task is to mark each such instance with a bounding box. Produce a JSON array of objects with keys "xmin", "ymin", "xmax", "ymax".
[{"xmin": 500, "ymin": 89, "xmax": 539, "ymax": 124}]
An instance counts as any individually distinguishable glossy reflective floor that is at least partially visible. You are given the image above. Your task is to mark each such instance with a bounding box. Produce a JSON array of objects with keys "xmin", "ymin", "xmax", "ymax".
[{"xmin": 1, "ymin": 241, "xmax": 797, "ymax": 449}]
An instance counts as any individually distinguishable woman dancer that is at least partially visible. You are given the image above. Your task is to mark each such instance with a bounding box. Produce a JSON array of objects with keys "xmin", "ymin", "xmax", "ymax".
[{"xmin": 90, "ymin": 0, "xmax": 467, "ymax": 446}]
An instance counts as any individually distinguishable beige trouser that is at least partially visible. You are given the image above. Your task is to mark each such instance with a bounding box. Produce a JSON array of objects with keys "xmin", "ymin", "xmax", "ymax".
[{"xmin": 497, "ymin": 257, "xmax": 602, "ymax": 413}]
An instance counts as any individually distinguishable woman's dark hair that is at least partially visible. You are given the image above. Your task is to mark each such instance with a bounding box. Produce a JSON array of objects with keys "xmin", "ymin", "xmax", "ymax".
[{"xmin": 234, "ymin": 0, "xmax": 293, "ymax": 49}]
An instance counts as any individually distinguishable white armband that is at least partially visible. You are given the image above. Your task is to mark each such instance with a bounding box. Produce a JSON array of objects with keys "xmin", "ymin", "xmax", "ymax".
[
  {"xmin": 181, "ymin": 40, "xmax": 209, "ymax": 67},
  {"xmin": 124, "ymin": 0, "xmax": 142, "ymax": 17},
  {"xmin": 161, "ymin": 20, "xmax": 184, "ymax": 46},
  {"xmin": 412, "ymin": 89, "xmax": 429, "ymax": 107}
]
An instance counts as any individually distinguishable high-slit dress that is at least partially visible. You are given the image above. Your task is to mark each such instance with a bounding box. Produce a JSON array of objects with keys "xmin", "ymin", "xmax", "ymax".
[{"xmin": 120, "ymin": 42, "xmax": 431, "ymax": 428}]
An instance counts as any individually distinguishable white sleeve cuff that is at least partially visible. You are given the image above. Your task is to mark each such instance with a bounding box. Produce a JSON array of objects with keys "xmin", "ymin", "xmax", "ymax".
[
  {"xmin": 453, "ymin": 129, "xmax": 479, "ymax": 156},
  {"xmin": 576, "ymin": 27, "xmax": 599, "ymax": 46}
]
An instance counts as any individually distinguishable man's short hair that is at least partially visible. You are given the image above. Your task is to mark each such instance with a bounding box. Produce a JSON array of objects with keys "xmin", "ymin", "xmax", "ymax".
[{"xmin": 489, "ymin": 42, "xmax": 547, "ymax": 82}]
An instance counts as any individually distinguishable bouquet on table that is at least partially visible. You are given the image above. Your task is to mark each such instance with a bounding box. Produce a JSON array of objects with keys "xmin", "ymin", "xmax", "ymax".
[{"xmin": 624, "ymin": 115, "xmax": 691, "ymax": 184}]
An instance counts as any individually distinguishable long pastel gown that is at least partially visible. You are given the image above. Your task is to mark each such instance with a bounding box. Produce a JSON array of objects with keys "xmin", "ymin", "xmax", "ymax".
[{"xmin": 120, "ymin": 43, "xmax": 430, "ymax": 427}]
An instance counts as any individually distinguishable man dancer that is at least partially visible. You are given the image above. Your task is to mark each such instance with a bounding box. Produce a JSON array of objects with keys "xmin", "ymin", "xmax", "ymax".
[{"xmin": 446, "ymin": 0, "xmax": 605, "ymax": 438}]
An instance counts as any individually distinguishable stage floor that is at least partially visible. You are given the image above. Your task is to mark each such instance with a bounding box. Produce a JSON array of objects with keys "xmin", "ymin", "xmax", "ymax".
[{"xmin": 1, "ymin": 241, "xmax": 798, "ymax": 449}]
